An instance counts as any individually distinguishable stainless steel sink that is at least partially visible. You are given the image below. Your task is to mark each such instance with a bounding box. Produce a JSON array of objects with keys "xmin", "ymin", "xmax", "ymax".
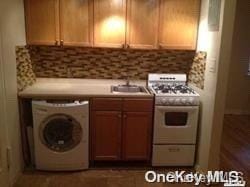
[{"xmin": 111, "ymin": 85, "xmax": 147, "ymax": 93}]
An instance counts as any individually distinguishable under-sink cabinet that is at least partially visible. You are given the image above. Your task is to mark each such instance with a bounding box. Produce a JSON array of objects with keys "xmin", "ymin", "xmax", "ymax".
[{"xmin": 90, "ymin": 98, "xmax": 153, "ymax": 162}]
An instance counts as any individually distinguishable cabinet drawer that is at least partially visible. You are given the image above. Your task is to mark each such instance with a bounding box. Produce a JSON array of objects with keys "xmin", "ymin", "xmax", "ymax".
[
  {"xmin": 123, "ymin": 99, "xmax": 153, "ymax": 112},
  {"xmin": 91, "ymin": 98, "xmax": 122, "ymax": 111},
  {"xmin": 152, "ymin": 145, "xmax": 195, "ymax": 166}
]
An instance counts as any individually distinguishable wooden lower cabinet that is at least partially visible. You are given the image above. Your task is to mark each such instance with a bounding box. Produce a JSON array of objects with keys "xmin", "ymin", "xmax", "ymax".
[
  {"xmin": 122, "ymin": 112, "xmax": 152, "ymax": 160},
  {"xmin": 91, "ymin": 98, "xmax": 153, "ymax": 162},
  {"xmin": 91, "ymin": 111, "xmax": 122, "ymax": 161}
]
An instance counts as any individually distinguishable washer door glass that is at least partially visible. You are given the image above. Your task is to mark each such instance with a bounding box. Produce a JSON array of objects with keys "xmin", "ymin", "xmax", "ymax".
[{"xmin": 40, "ymin": 114, "xmax": 83, "ymax": 152}]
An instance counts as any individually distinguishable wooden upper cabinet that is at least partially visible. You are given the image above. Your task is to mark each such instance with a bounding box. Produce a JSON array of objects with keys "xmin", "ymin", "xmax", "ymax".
[
  {"xmin": 93, "ymin": 0, "xmax": 126, "ymax": 48},
  {"xmin": 59, "ymin": 0, "xmax": 93, "ymax": 46},
  {"xmin": 159, "ymin": 0, "xmax": 200, "ymax": 50},
  {"xmin": 126, "ymin": 0, "xmax": 159, "ymax": 49},
  {"xmin": 25, "ymin": 0, "xmax": 60, "ymax": 45},
  {"xmin": 25, "ymin": 0, "xmax": 200, "ymax": 49}
]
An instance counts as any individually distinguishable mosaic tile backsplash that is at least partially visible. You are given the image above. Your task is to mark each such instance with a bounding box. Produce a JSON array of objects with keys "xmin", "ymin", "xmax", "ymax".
[
  {"xmin": 188, "ymin": 51, "xmax": 207, "ymax": 89},
  {"xmin": 16, "ymin": 46, "xmax": 36, "ymax": 91},
  {"xmin": 28, "ymin": 46, "xmax": 195, "ymax": 79},
  {"xmin": 16, "ymin": 45, "xmax": 206, "ymax": 90}
]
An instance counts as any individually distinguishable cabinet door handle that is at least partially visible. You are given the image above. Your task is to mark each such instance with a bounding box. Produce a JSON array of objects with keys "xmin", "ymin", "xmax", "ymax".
[
  {"xmin": 117, "ymin": 114, "xmax": 122, "ymax": 118},
  {"xmin": 126, "ymin": 44, "xmax": 130, "ymax": 49},
  {"xmin": 123, "ymin": 114, "xmax": 127, "ymax": 118},
  {"xmin": 168, "ymin": 147, "xmax": 180, "ymax": 152},
  {"xmin": 55, "ymin": 40, "xmax": 59, "ymax": 46},
  {"xmin": 60, "ymin": 40, "xmax": 64, "ymax": 46}
]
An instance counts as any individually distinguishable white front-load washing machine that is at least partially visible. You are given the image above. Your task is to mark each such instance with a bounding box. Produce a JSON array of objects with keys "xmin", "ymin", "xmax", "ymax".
[{"xmin": 32, "ymin": 100, "xmax": 89, "ymax": 171}]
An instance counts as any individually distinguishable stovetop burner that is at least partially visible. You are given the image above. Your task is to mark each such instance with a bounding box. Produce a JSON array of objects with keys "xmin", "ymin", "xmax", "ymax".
[{"xmin": 152, "ymin": 84, "xmax": 196, "ymax": 95}]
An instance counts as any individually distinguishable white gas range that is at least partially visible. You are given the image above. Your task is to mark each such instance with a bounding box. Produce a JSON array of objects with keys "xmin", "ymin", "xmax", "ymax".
[
  {"xmin": 148, "ymin": 73, "xmax": 200, "ymax": 166},
  {"xmin": 148, "ymin": 73, "xmax": 200, "ymax": 106}
]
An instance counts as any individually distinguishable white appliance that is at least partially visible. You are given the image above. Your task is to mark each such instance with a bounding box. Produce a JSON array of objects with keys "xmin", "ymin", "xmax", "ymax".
[
  {"xmin": 148, "ymin": 74, "xmax": 200, "ymax": 166},
  {"xmin": 32, "ymin": 100, "xmax": 89, "ymax": 171}
]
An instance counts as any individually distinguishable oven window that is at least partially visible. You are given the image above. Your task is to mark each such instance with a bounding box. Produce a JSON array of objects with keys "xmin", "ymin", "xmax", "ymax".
[{"xmin": 165, "ymin": 112, "xmax": 188, "ymax": 126}]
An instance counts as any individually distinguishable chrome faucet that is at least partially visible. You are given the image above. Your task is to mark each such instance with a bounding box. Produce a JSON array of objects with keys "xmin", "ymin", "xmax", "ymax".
[{"xmin": 125, "ymin": 76, "xmax": 130, "ymax": 86}]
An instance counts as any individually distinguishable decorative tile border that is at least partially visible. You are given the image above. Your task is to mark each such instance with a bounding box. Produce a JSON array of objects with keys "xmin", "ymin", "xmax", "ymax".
[
  {"xmin": 188, "ymin": 51, "xmax": 207, "ymax": 89},
  {"xmin": 16, "ymin": 46, "xmax": 36, "ymax": 92}
]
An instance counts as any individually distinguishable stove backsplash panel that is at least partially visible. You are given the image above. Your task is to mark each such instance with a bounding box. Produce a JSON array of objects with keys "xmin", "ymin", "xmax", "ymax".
[{"xmin": 16, "ymin": 46, "xmax": 206, "ymax": 90}]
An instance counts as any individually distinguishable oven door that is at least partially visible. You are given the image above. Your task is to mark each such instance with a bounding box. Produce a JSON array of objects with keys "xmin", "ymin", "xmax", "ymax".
[{"xmin": 153, "ymin": 106, "xmax": 199, "ymax": 144}]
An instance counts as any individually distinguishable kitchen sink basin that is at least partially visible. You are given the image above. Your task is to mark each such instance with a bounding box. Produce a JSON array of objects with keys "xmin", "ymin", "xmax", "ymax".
[{"xmin": 111, "ymin": 85, "xmax": 147, "ymax": 93}]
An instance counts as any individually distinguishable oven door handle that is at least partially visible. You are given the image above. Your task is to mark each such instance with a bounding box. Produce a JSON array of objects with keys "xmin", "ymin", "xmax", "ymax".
[{"xmin": 155, "ymin": 106, "xmax": 199, "ymax": 113}]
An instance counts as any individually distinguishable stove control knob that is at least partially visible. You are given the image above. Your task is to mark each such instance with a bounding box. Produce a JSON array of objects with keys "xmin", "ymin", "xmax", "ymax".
[
  {"xmin": 156, "ymin": 98, "xmax": 161, "ymax": 105},
  {"xmin": 165, "ymin": 99, "xmax": 170, "ymax": 105},
  {"xmin": 181, "ymin": 98, "xmax": 187, "ymax": 104},
  {"xmin": 169, "ymin": 98, "xmax": 174, "ymax": 105},
  {"xmin": 175, "ymin": 98, "xmax": 181, "ymax": 105},
  {"xmin": 188, "ymin": 98, "xmax": 194, "ymax": 105},
  {"xmin": 161, "ymin": 98, "xmax": 167, "ymax": 105}
]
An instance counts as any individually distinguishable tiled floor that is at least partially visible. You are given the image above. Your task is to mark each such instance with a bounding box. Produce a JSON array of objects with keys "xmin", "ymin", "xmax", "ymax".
[{"xmin": 14, "ymin": 115, "xmax": 249, "ymax": 187}]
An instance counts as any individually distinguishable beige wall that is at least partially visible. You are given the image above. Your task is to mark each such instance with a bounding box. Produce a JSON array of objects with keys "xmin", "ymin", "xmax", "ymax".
[
  {"xmin": 0, "ymin": 27, "xmax": 10, "ymax": 187},
  {"xmin": 208, "ymin": 0, "xmax": 237, "ymax": 170},
  {"xmin": 190, "ymin": 0, "xmax": 236, "ymax": 172},
  {"xmin": 0, "ymin": 0, "xmax": 26, "ymax": 185},
  {"xmin": 225, "ymin": 0, "xmax": 250, "ymax": 115}
]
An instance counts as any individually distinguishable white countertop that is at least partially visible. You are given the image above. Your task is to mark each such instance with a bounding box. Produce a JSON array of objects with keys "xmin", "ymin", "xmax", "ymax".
[{"xmin": 18, "ymin": 78, "xmax": 153, "ymax": 99}]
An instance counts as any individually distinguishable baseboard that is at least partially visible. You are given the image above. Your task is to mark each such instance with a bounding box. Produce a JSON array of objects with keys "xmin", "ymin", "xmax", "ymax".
[
  {"xmin": 11, "ymin": 170, "xmax": 21, "ymax": 187},
  {"xmin": 224, "ymin": 109, "xmax": 250, "ymax": 115},
  {"xmin": 194, "ymin": 164, "xmax": 207, "ymax": 174}
]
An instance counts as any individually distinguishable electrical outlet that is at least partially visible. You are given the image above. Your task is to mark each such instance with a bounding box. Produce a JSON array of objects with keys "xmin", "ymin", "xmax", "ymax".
[{"xmin": 209, "ymin": 58, "xmax": 217, "ymax": 73}]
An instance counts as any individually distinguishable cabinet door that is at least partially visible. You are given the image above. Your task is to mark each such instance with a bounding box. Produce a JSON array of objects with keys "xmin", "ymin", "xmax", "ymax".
[
  {"xmin": 60, "ymin": 0, "xmax": 93, "ymax": 46},
  {"xmin": 91, "ymin": 111, "xmax": 122, "ymax": 161},
  {"xmin": 159, "ymin": 0, "xmax": 200, "ymax": 49},
  {"xmin": 126, "ymin": 0, "xmax": 159, "ymax": 49},
  {"xmin": 93, "ymin": 0, "xmax": 126, "ymax": 48},
  {"xmin": 25, "ymin": 0, "xmax": 60, "ymax": 45},
  {"xmin": 122, "ymin": 112, "xmax": 152, "ymax": 161}
]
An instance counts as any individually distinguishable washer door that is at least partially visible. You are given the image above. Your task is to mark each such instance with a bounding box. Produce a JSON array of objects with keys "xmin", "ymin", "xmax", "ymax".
[{"xmin": 39, "ymin": 114, "xmax": 83, "ymax": 152}]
